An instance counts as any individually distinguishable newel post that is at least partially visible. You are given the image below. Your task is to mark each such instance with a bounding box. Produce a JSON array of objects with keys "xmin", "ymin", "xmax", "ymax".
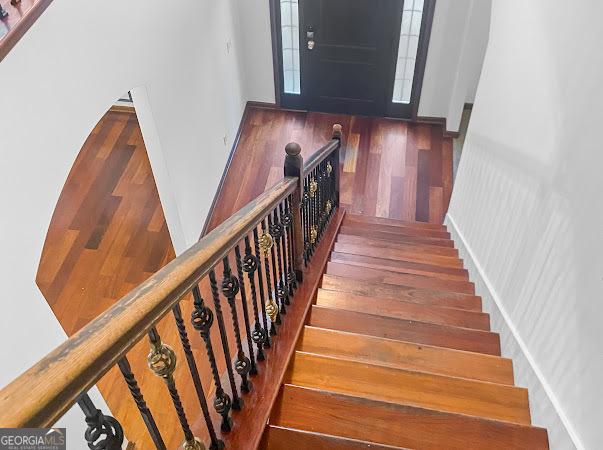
[
  {"xmin": 332, "ymin": 124, "xmax": 343, "ymax": 206},
  {"xmin": 284, "ymin": 142, "xmax": 304, "ymax": 281}
]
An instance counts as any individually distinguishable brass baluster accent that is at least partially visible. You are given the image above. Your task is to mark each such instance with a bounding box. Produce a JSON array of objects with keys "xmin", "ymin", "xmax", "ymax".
[
  {"xmin": 191, "ymin": 286, "xmax": 233, "ymax": 432},
  {"xmin": 252, "ymin": 227, "xmax": 272, "ymax": 348},
  {"xmin": 146, "ymin": 329, "xmax": 204, "ymax": 450},
  {"xmin": 260, "ymin": 220, "xmax": 280, "ymax": 333}
]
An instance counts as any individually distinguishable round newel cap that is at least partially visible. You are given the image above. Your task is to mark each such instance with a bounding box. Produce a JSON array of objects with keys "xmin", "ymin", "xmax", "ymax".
[
  {"xmin": 285, "ymin": 142, "xmax": 301, "ymax": 156},
  {"xmin": 332, "ymin": 124, "xmax": 343, "ymax": 139}
]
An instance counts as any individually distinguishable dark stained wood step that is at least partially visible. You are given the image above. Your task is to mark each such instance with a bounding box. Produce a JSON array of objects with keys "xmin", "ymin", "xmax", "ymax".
[
  {"xmin": 327, "ymin": 262, "xmax": 475, "ymax": 295},
  {"xmin": 316, "ymin": 289, "xmax": 490, "ymax": 330},
  {"xmin": 343, "ymin": 217, "xmax": 451, "ymax": 239},
  {"xmin": 330, "ymin": 252, "xmax": 469, "ymax": 282},
  {"xmin": 345, "ymin": 212, "xmax": 447, "ymax": 231},
  {"xmin": 272, "ymin": 385, "xmax": 549, "ymax": 450},
  {"xmin": 339, "ymin": 226, "xmax": 455, "ymax": 247},
  {"xmin": 286, "ymin": 352, "xmax": 531, "ymax": 425},
  {"xmin": 334, "ymin": 241, "xmax": 463, "ymax": 268},
  {"xmin": 298, "ymin": 327, "xmax": 514, "ymax": 385},
  {"xmin": 321, "ymin": 274, "xmax": 482, "ymax": 311},
  {"xmin": 337, "ymin": 233, "xmax": 459, "ymax": 257},
  {"xmin": 308, "ymin": 305, "xmax": 501, "ymax": 355},
  {"xmin": 261, "ymin": 425, "xmax": 408, "ymax": 450}
]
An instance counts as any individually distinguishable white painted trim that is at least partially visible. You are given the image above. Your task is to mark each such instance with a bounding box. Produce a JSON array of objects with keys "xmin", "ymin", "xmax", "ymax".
[{"xmin": 446, "ymin": 212, "xmax": 584, "ymax": 450}]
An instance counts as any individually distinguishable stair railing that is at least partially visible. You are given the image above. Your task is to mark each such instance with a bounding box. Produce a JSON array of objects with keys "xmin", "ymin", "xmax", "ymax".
[{"xmin": 0, "ymin": 124, "xmax": 343, "ymax": 450}]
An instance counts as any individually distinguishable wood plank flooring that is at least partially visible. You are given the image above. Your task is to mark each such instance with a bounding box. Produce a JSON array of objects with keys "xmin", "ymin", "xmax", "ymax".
[
  {"xmin": 207, "ymin": 107, "xmax": 453, "ymax": 231},
  {"xmin": 33, "ymin": 106, "xmax": 454, "ymax": 449}
]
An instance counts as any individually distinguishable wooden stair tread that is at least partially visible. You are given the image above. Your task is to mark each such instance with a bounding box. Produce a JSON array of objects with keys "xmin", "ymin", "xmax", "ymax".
[
  {"xmin": 321, "ymin": 274, "xmax": 482, "ymax": 311},
  {"xmin": 272, "ymin": 384, "xmax": 549, "ymax": 450},
  {"xmin": 342, "ymin": 216, "xmax": 451, "ymax": 239},
  {"xmin": 308, "ymin": 305, "xmax": 501, "ymax": 355},
  {"xmin": 316, "ymin": 288, "xmax": 490, "ymax": 330},
  {"xmin": 339, "ymin": 226, "xmax": 455, "ymax": 247},
  {"xmin": 262, "ymin": 425, "xmax": 408, "ymax": 450},
  {"xmin": 298, "ymin": 326, "xmax": 514, "ymax": 385},
  {"xmin": 337, "ymin": 233, "xmax": 459, "ymax": 257},
  {"xmin": 286, "ymin": 351, "xmax": 531, "ymax": 425},
  {"xmin": 330, "ymin": 252, "xmax": 469, "ymax": 281},
  {"xmin": 345, "ymin": 213, "xmax": 447, "ymax": 231},
  {"xmin": 334, "ymin": 241, "xmax": 463, "ymax": 267},
  {"xmin": 327, "ymin": 262, "xmax": 475, "ymax": 294}
]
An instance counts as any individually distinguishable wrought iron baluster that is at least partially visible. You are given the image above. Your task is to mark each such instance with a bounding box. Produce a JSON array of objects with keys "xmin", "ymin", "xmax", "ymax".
[
  {"xmin": 253, "ymin": 228, "xmax": 272, "ymax": 347},
  {"xmin": 234, "ymin": 245, "xmax": 258, "ymax": 375},
  {"xmin": 270, "ymin": 210, "xmax": 289, "ymax": 309},
  {"xmin": 191, "ymin": 286, "xmax": 233, "ymax": 432},
  {"xmin": 146, "ymin": 329, "xmax": 203, "ymax": 450},
  {"xmin": 208, "ymin": 269, "xmax": 243, "ymax": 409},
  {"xmin": 221, "ymin": 256, "xmax": 252, "ymax": 393},
  {"xmin": 117, "ymin": 357, "xmax": 166, "ymax": 450},
  {"xmin": 267, "ymin": 213, "xmax": 286, "ymax": 315},
  {"xmin": 172, "ymin": 303, "xmax": 224, "ymax": 449},
  {"xmin": 241, "ymin": 235, "xmax": 266, "ymax": 359},
  {"xmin": 77, "ymin": 393, "xmax": 124, "ymax": 450},
  {"xmin": 260, "ymin": 219, "xmax": 280, "ymax": 334},
  {"xmin": 302, "ymin": 180, "xmax": 309, "ymax": 265},
  {"xmin": 283, "ymin": 197, "xmax": 297, "ymax": 292},
  {"xmin": 277, "ymin": 202, "xmax": 292, "ymax": 300}
]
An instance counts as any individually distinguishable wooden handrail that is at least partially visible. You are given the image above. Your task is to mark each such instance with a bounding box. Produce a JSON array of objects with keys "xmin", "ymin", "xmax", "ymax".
[
  {"xmin": 0, "ymin": 0, "xmax": 53, "ymax": 62},
  {"xmin": 0, "ymin": 177, "xmax": 297, "ymax": 428}
]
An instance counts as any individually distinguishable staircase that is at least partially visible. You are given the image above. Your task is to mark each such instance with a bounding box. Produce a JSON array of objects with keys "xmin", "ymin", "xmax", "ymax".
[{"xmin": 262, "ymin": 212, "xmax": 550, "ymax": 449}]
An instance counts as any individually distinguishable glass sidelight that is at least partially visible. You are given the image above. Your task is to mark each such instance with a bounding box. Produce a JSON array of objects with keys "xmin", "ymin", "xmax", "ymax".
[
  {"xmin": 280, "ymin": 0, "xmax": 301, "ymax": 94},
  {"xmin": 392, "ymin": 0, "xmax": 425, "ymax": 103}
]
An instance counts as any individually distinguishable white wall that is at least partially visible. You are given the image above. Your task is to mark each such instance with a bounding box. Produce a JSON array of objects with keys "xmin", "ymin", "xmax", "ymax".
[
  {"xmin": 0, "ymin": 0, "xmax": 246, "ymax": 446},
  {"xmin": 235, "ymin": 0, "xmax": 276, "ymax": 103},
  {"xmin": 448, "ymin": 1, "xmax": 603, "ymax": 448},
  {"xmin": 418, "ymin": 0, "xmax": 491, "ymax": 132}
]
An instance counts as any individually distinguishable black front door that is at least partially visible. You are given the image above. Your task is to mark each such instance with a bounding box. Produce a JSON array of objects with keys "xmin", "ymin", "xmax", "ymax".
[
  {"xmin": 274, "ymin": 0, "xmax": 433, "ymax": 118},
  {"xmin": 299, "ymin": 0, "xmax": 401, "ymax": 116}
]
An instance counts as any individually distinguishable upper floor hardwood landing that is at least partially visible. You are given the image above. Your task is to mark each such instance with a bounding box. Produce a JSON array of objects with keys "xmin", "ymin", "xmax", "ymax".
[{"xmin": 208, "ymin": 106, "xmax": 453, "ymax": 233}]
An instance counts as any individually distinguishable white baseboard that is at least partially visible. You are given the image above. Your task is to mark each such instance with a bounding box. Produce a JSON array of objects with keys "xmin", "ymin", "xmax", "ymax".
[{"xmin": 445, "ymin": 213, "xmax": 582, "ymax": 450}]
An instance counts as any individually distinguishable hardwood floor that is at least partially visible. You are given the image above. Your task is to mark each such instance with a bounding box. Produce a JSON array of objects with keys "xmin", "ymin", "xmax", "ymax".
[
  {"xmin": 207, "ymin": 106, "xmax": 453, "ymax": 231},
  {"xmin": 34, "ymin": 106, "xmax": 453, "ymax": 449}
]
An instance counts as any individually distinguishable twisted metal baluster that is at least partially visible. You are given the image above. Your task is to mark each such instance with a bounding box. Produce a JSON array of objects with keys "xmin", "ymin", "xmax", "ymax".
[
  {"xmin": 77, "ymin": 393, "xmax": 124, "ymax": 450},
  {"xmin": 243, "ymin": 235, "xmax": 267, "ymax": 360},
  {"xmin": 302, "ymin": 179, "xmax": 310, "ymax": 265},
  {"xmin": 208, "ymin": 269, "xmax": 243, "ymax": 410},
  {"xmin": 269, "ymin": 211, "xmax": 288, "ymax": 311},
  {"xmin": 253, "ymin": 227, "xmax": 272, "ymax": 346},
  {"xmin": 234, "ymin": 245, "xmax": 258, "ymax": 375},
  {"xmin": 147, "ymin": 329, "xmax": 203, "ymax": 450},
  {"xmin": 284, "ymin": 196, "xmax": 297, "ymax": 291},
  {"xmin": 280, "ymin": 200, "xmax": 295, "ymax": 296},
  {"xmin": 172, "ymin": 304, "xmax": 224, "ymax": 450},
  {"xmin": 191, "ymin": 286, "xmax": 233, "ymax": 432},
  {"xmin": 117, "ymin": 357, "xmax": 166, "ymax": 450},
  {"xmin": 277, "ymin": 202, "xmax": 293, "ymax": 302},
  {"xmin": 260, "ymin": 220, "xmax": 280, "ymax": 334},
  {"xmin": 221, "ymin": 256, "xmax": 252, "ymax": 393}
]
